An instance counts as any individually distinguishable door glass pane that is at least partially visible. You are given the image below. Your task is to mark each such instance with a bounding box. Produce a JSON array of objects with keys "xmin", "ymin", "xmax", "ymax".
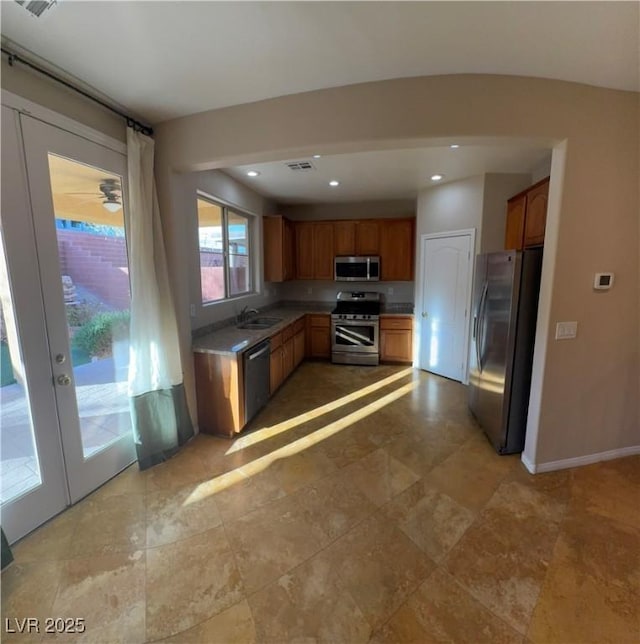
[
  {"xmin": 48, "ymin": 154, "xmax": 132, "ymax": 459},
  {"xmin": 227, "ymin": 210, "xmax": 250, "ymax": 296},
  {"xmin": 0, "ymin": 231, "xmax": 42, "ymax": 503}
]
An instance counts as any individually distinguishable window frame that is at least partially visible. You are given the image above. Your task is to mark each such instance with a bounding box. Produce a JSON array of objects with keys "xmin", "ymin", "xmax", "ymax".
[{"xmin": 196, "ymin": 192, "xmax": 254, "ymax": 306}]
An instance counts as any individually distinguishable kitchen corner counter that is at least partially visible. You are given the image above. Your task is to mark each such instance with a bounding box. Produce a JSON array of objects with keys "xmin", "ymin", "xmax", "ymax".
[{"xmin": 192, "ymin": 308, "xmax": 312, "ymax": 356}]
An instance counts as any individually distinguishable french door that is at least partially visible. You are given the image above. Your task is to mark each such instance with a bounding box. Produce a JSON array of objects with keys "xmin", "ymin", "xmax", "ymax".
[{"xmin": 1, "ymin": 107, "xmax": 136, "ymax": 542}]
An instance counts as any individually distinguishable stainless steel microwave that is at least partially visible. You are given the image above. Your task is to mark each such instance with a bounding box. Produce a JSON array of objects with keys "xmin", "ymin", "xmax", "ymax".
[{"xmin": 334, "ymin": 256, "xmax": 380, "ymax": 281}]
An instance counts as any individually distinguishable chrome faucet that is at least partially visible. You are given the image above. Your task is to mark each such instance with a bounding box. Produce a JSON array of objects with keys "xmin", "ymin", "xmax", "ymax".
[{"xmin": 237, "ymin": 306, "xmax": 259, "ymax": 322}]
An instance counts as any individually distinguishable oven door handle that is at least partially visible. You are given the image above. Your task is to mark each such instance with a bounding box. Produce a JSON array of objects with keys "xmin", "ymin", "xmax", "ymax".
[{"xmin": 331, "ymin": 319, "xmax": 379, "ymax": 326}]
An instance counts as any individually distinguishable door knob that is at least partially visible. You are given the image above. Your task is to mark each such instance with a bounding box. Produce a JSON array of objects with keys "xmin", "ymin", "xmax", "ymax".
[
  {"xmin": 422, "ymin": 312, "xmax": 428, "ymax": 318},
  {"xmin": 57, "ymin": 374, "xmax": 71, "ymax": 386},
  {"xmin": 55, "ymin": 353, "xmax": 66, "ymax": 364}
]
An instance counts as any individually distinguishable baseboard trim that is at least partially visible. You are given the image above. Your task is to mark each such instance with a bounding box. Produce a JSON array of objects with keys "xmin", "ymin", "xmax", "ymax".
[{"xmin": 521, "ymin": 445, "xmax": 640, "ymax": 474}]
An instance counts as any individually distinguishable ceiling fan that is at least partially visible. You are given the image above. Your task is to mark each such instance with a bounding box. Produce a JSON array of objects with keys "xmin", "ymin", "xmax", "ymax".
[
  {"xmin": 99, "ymin": 179, "xmax": 122, "ymax": 212},
  {"xmin": 66, "ymin": 179, "xmax": 123, "ymax": 212}
]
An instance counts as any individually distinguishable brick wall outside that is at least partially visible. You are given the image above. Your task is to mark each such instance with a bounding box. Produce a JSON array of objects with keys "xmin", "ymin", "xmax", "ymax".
[{"xmin": 57, "ymin": 229, "xmax": 130, "ymax": 310}]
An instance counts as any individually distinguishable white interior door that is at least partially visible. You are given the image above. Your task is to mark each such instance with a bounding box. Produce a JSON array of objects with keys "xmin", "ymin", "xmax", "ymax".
[
  {"xmin": 418, "ymin": 231, "xmax": 474, "ymax": 382},
  {"xmin": 0, "ymin": 109, "xmax": 136, "ymax": 541}
]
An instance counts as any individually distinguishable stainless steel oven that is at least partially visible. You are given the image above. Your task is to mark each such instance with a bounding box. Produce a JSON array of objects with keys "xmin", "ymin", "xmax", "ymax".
[{"xmin": 331, "ymin": 291, "xmax": 381, "ymax": 366}]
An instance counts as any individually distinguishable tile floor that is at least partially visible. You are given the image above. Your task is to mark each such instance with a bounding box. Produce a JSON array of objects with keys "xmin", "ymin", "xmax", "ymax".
[{"xmin": 2, "ymin": 363, "xmax": 639, "ymax": 643}]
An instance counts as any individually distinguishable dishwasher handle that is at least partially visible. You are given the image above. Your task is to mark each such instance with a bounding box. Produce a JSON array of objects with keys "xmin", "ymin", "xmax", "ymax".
[{"xmin": 247, "ymin": 341, "xmax": 270, "ymax": 361}]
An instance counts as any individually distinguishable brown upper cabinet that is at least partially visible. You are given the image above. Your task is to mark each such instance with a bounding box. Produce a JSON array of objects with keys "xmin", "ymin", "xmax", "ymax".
[
  {"xmin": 295, "ymin": 221, "xmax": 334, "ymax": 280},
  {"xmin": 505, "ymin": 177, "xmax": 550, "ymax": 250},
  {"xmin": 333, "ymin": 221, "xmax": 356, "ymax": 255},
  {"xmin": 355, "ymin": 221, "xmax": 380, "ymax": 255},
  {"xmin": 380, "ymin": 218, "xmax": 414, "ymax": 281},
  {"xmin": 286, "ymin": 217, "xmax": 414, "ymax": 281},
  {"xmin": 333, "ymin": 220, "xmax": 380, "ymax": 256},
  {"xmin": 263, "ymin": 215, "xmax": 294, "ymax": 282}
]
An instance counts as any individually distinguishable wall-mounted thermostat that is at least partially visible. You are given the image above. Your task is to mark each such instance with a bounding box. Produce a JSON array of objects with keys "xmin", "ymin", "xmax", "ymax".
[{"xmin": 593, "ymin": 272, "xmax": 614, "ymax": 290}]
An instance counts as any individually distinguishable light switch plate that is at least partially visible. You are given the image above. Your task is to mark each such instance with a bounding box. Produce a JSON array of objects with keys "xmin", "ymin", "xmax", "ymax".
[{"xmin": 555, "ymin": 321, "xmax": 578, "ymax": 340}]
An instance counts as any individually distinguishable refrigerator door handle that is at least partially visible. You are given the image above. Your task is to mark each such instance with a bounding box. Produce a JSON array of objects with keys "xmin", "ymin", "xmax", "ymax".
[{"xmin": 476, "ymin": 281, "xmax": 488, "ymax": 371}]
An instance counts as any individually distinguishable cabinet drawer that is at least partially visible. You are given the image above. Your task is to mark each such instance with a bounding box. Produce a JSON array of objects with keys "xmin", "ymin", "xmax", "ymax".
[
  {"xmin": 270, "ymin": 330, "xmax": 283, "ymax": 350},
  {"xmin": 380, "ymin": 316, "xmax": 413, "ymax": 331},
  {"xmin": 307, "ymin": 314, "xmax": 330, "ymax": 328},
  {"xmin": 293, "ymin": 317, "xmax": 305, "ymax": 334},
  {"xmin": 283, "ymin": 323, "xmax": 295, "ymax": 341}
]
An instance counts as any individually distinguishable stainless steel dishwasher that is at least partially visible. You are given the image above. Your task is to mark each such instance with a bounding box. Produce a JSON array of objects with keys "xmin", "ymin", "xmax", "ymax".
[{"xmin": 243, "ymin": 339, "xmax": 271, "ymax": 425}]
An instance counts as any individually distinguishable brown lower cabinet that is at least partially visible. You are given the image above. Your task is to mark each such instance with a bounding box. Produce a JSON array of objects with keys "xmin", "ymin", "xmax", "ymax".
[
  {"xmin": 380, "ymin": 315, "xmax": 413, "ymax": 363},
  {"xmin": 194, "ymin": 351, "xmax": 244, "ymax": 438},
  {"xmin": 195, "ymin": 315, "xmax": 311, "ymax": 437},
  {"xmin": 269, "ymin": 331, "xmax": 284, "ymax": 394},
  {"xmin": 306, "ymin": 313, "xmax": 331, "ymax": 358}
]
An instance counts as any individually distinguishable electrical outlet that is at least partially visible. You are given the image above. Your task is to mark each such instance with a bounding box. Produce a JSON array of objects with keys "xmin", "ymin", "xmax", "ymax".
[
  {"xmin": 189, "ymin": 304, "xmax": 196, "ymax": 318},
  {"xmin": 307, "ymin": 287, "xmax": 313, "ymax": 295},
  {"xmin": 387, "ymin": 287, "xmax": 394, "ymax": 296}
]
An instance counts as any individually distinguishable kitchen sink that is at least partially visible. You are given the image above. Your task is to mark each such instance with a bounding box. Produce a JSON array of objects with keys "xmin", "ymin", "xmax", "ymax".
[{"xmin": 237, "ymin": 317, "xmax": 282, "ymax": 330}]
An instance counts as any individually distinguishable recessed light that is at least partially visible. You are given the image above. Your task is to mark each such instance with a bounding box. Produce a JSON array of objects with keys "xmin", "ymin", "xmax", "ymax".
[
  {"xmin": 312, "ymin": 154, "xmax": 321, "ymax": 159},
  {"xmin": 450, "ymin": 144, "xmax": 460, "ymax": 149},
  {"xmin": 431, "ymin": 174, "xmax": 444, "ymax": 181},
  {"xmin": 246, "ymin": 170, "xmax": 260, "ymax": 177},
  {"xmin": 329, "ymin": 180, "xmax": 340, "ymax": 187}
]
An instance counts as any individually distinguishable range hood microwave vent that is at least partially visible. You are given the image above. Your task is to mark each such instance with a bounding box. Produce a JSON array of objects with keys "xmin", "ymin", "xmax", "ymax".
[{"xmin": 285, "ymin": 160, "xmax": 316, "ymax": 172}]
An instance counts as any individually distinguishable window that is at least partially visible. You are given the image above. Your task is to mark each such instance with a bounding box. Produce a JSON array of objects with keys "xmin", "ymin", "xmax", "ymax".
[{"xmin": 197, "ymin": 196, "xmax": 253, "ymax": 304}]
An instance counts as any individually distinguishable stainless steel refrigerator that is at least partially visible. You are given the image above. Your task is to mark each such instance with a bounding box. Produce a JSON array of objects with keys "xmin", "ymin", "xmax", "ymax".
[{"xmin": 468, "ymin": 248, "xmax": 543, "ymax": 454}]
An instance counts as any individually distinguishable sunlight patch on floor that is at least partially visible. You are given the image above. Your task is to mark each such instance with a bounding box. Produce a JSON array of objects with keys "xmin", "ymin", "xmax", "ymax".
[
  {"xmin": 225, "ymin": 367, "xmax": 414, "ymax": 455},
  {"xmin": 183, "ymin": 379, "xmax": 418, "ymax": 507}
]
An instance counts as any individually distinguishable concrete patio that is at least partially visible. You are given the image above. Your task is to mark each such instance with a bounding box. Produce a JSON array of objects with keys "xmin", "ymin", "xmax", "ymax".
[{"xmin": 0, "ymin": 356, "xmax": 131, "ymax": 503}]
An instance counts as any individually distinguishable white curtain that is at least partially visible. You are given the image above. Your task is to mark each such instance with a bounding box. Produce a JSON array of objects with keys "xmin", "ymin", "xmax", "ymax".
[{"xmin": 126, "ymin": 128, "xmax": 193, "ymax": 469}]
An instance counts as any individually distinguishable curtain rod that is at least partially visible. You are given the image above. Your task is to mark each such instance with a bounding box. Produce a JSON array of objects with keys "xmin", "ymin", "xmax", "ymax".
[{"xmin": 2, "ymin": 47, "xmax": 153, "ymax": 136}]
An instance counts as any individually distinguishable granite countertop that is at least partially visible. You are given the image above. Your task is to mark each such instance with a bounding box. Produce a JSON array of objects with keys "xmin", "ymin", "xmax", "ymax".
[
  {"xmin": 192, "ymin": 302, "xmax": 414, "ymax": 356},
  {"xmin": 192, "ymin": 308, "xmax": 311, "ymax": 356}
]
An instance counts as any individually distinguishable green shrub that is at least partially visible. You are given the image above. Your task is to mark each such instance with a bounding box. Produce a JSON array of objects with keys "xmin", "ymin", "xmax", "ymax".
[
  {"xmin": 66, "ymin": 301, "xmax": 102, "ymax": 327},
  {"xmin": 73, "ymin": 310, "xmax": 130, "ymax": 358}
]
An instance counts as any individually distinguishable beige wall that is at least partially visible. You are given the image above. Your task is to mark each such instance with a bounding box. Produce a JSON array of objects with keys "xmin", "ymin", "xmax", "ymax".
[
  {"xmin": 279, "ymin": 199, "xmax": 415, "ymax": 221},
  {"xmin": 1, "ymin": 59, "xmax": 126, "ymax": 141},
  {"xmin": 416, "ymin": 175, "xmax": 484, "ymax": 243},
  {"xmin": 530, "ymin": 155, "xmax": 553, "ymax": 184},
  {"xmin": 155, "ymin": 74, "xmax": 639, "ymax": 468},
  {"xmin": 415, "ymin": 173, "xmax": 533, "ymax": 254}
]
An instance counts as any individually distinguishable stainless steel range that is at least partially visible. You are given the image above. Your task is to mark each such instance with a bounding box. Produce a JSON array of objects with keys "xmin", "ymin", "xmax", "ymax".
[{"xmin": 331, "ymin": 291, "xmax": 381, "ymax": 366}]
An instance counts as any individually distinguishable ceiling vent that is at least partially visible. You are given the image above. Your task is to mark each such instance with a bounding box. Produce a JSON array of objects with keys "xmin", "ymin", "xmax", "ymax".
[
  {"xmin": 14, "ymin": 0, "xmax": 58, "ymax": 18},
  {"xmin": 285, "ymin": 160, "xmax": 316, "ymax": 172}
]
